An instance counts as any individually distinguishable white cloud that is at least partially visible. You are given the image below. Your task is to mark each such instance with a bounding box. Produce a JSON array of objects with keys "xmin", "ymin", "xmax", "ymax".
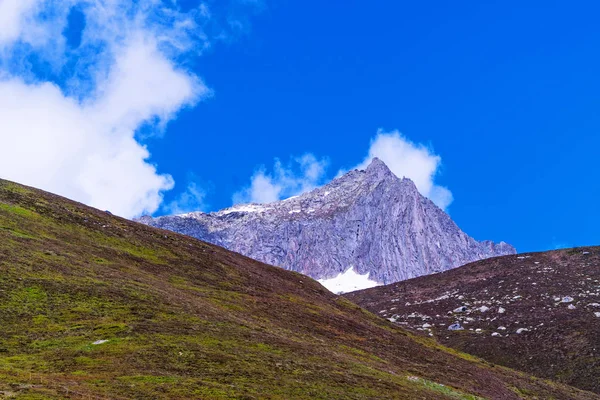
[
  {"xmin": 233, "ymin": 154, "xmax": 328, "ymax": 204},
  {"xmin": 164, "ymin": 180, "xmax": 207, "ymax": 216},
  {"xmin": 354, "ymin": 130, "xmax": 453, "ymax": 210},
  {"xmin": 234, "ymin": 131, "xmax": 453, "ymax": 211},
  {"xmin": 0, "ymin": 0, "xmax": 213, "ymax": 218},
  {"xmin": 0, "ymin": 0, "xmax": 45, "ymax": 47}
]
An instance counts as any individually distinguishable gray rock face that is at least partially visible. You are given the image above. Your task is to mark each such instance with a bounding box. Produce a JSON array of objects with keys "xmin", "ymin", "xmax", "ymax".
[{"xmin": 139, "ymin": 158, "xmax": 515, "ymax": 284}]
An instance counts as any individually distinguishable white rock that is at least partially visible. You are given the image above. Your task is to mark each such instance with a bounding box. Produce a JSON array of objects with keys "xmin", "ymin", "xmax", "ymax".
[
  {"xmin": 498, "ymin": 307, "xmax": 506, "ymax": 314},
  {"xmin": 92, "ymin": 340, "xmax": 109, "ymax": 345},
  {"xmin": 516, "ymin": 328, "xmax": 528, "ymax": 334},
  {"xmin": 479, "ymin": 306, "xmax": 490, "ymax": 313},
  {"xmin": 447, "ymin": 323, "xmax": 464, "ymax": 331},
  {"xmin": 562, "ymin": 296, "xmax": 574, "ymax": 303},
  {"xmin": 595, "ymin": 312, "xmax": 600, "ymax": 318},
  {"xmin": 498, "ymin": 326, "xmax": 507, "ymax": 330},
  {"xmin": 492, "ymin": 332, "xmax": 501, "ymax": 337},
  {"xmin": 568, "ymin": 304, "xmax": 576, "ymax": 310}
]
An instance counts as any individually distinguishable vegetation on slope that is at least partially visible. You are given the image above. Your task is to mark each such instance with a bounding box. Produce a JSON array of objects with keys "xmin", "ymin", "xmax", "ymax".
[
  {"xmin": 0, "ymin": 179, "xmax": 596, "ymax": 399},
  {"xmin": 346, "ymin": 248, "xmax": 600, "ymax": 395}
]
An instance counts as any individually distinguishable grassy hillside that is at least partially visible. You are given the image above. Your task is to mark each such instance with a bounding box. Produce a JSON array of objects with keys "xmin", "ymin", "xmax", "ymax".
[
  {"xmin": 346, "ymin": 248, "xmax": 600, "ymax": 395},
  {"xmin": 0, "ymin": 179, "xmax": 596, "ymax": 400}
]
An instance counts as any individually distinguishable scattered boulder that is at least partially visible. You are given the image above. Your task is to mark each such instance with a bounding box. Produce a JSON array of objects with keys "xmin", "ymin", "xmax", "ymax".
[
  {"xmin": 448, "ymin": 323, "xmax": 464, "ymax": 331},
  {"xmin": 453, "ymin": 306, "xmax": 467, "ymax": 313},
  {"xmin": 562, "ymin": 296, "xmax": 574, "ymax": 303},
  {"xmin": 516, "ymin": 328, "xmax": 528, "ymax": 334},
  {"xmin": 498, "ymin": 307, "xmax": 506, "ymax": 314}
]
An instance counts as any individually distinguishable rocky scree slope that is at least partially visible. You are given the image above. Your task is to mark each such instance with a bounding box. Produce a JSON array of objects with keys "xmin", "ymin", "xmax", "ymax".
[
  {"xmin": 0, "ymin": 178, "xmax": 595, "ymax": 399},
  {"xmin": 345, "ymin": 247, "xmax": 600, "ymax": 394},
  {"xmin": 140, "ymin": 158, "xmax": 514, "ymax": 287}
]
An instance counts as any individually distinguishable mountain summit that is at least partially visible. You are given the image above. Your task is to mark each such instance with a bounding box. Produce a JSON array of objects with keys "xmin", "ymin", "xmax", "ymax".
[{"xmin": 141, "ymin": 159, "xmax": 515, "ymax": 291}]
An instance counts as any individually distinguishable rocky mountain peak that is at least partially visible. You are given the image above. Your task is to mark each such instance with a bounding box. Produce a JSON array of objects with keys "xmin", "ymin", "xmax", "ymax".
[
  {"xmin": 364, "ymin": 157, "xmax": 395, "ymax": 179},
  {"xmin": 141, "ymin": 159, "xmax": 515, "ymax": 291}
]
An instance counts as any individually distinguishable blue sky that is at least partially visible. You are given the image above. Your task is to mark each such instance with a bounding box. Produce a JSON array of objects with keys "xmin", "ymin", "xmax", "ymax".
[{"xmin": 0, "ymin": 0, "xmax": 598, "ymax": 253}]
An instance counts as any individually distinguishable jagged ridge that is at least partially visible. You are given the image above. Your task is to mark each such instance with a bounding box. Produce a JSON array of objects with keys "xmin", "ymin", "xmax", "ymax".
[{"xmin": 141, "ymin": 158, "xmax": 515, "ymax": 286}]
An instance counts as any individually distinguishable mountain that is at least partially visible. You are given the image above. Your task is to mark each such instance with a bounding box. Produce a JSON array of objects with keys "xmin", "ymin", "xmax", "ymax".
[
  {"xmin": 140, "ymin": 158, "xmax": 515, "ymax": 292},
  {"xmin": 345, "ymin": 247, "xmax": 600, "ymax": 394},
  {"xmin": 0, "ymin": 179, "xmax": 597, "ymax": 399}
]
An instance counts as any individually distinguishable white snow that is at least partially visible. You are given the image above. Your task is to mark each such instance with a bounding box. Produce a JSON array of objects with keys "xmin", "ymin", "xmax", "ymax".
[
  {"xmin": 218, "ymin": 204, "xmax": 268, "ymax": 215},
  {"xmin": 288, "ymin": 209, "xmax": 302, "ymax": 214},
  {"xmin": 318, "ymin": 268, "xmax": 381, "ymax": 294}
]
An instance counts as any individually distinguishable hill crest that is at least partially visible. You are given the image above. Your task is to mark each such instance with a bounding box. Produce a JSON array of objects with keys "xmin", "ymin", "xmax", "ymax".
[{"xmin": 0, "ymin": 178, "xmax": 593, "ymax": 399}]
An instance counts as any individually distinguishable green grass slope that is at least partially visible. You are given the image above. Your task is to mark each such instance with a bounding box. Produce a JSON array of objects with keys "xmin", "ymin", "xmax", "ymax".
[{"xmin": 0, "ymin": 179, "xmax": 596, "ymax": 400}]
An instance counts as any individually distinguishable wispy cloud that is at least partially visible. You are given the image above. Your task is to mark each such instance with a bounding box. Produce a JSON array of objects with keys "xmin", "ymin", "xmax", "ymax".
[
  {"xmin": 235, "ymin": 130, "xmax": 453, "ymax": 211},
  {"xmin": 0, "ymin": 0, "xmax": 257, "ymax": 218},
  {"xmin": 164, "ymin": 179, "xmax": 208, "ymax": 216},
  {"xmin": 233, "ymin": 154, "xmax": 329, "ymax": 204}
]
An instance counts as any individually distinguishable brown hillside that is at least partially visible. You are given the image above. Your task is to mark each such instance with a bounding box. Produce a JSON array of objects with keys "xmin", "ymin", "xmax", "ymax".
[
  {"xmin": 346, "ymin": 248, "xmax": 600, "ymax": 395},
  {"xmin": 0, "ymin": 178, "xmax": 596, "ymax": 399}
]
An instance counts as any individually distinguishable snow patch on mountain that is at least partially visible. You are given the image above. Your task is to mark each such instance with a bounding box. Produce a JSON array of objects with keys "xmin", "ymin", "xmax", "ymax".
[
  {"xmin": 217, "ymin": 204, "xmax": 269, "ymax": 215},
  {"xmin": 318, "ymin": 268, "xmax": 381, "ymax": 294}
]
